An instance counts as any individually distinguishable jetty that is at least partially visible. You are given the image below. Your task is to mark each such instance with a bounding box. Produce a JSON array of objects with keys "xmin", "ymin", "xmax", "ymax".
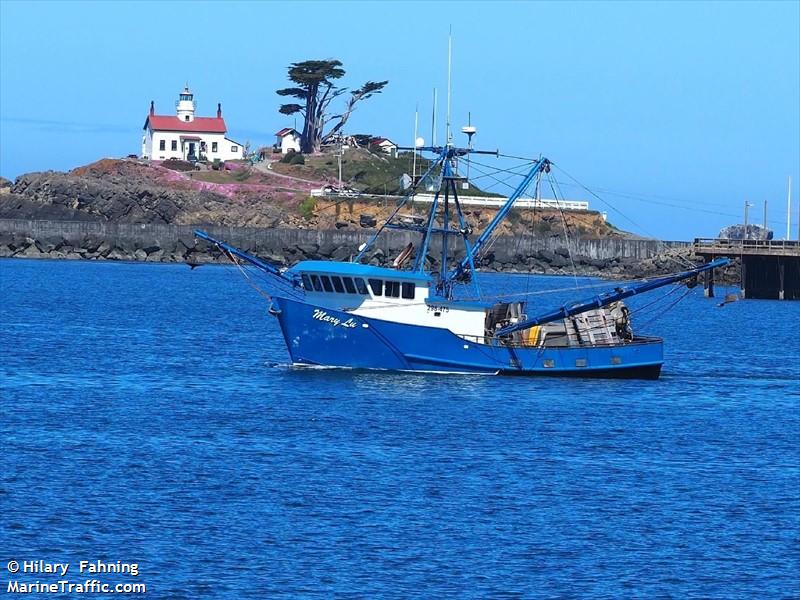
[{"xmin": 694, "ymin": 238, "xmax": 800, "ymax": 300}]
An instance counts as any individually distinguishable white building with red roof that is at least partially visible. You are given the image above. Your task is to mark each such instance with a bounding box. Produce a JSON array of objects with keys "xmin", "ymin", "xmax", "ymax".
[
  {"xmin": 370, "ymin": 137, "xmax": 397, "ymax": 155},
  {"xmin": 141, "ymin": 86, "xmax": 242, "ymax": 162},
  {"xmin": 275, "ymin": 127, "xmax": 301, "ymax": 155}
]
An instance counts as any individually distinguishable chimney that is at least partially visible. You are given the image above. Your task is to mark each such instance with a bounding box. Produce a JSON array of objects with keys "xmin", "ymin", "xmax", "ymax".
[
  {"xmin": 149, "ymin": 101, "xmax": 155, "ymax": 116},
  {"xmin": 217, "ymin": 103, "xmax": 222, "ymax": 118}
]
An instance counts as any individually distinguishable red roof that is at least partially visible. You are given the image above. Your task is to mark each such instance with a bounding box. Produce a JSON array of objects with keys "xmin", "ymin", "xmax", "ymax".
[
  {"xmin": 144, "ymin": 115, "xmax": 227, "ymax": 133},
  {"xmin": 275, "ymin": 127, "xmax": 298, "ymax": 137}
]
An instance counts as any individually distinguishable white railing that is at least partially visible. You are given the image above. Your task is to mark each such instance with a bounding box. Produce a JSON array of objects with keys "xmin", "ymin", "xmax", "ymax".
[
  {"xmin": 412, "ymin": 194, "xmax": 589, "ymax": 211},
  {"xmin": 310, "ymin": 189, "xmax": 590, "ymax": 211}
]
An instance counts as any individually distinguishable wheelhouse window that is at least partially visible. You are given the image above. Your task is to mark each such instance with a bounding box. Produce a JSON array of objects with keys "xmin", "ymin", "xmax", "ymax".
[
  {"xmin": 320, "ymin": 275, "xmax": 333, "ymax": 292},
  {"xmin": 401, "ymin": 282, "xmax": 415, "ymax": 299},
  {"xmin": 310, "ymin": 274, "xmax": 323, "ymax": 292},
  {"xmin": 368, "ymin": 278, "xmax": 383, "ymax": 296},
  {"xmin": 342, "ymin": 277, "xmax": 357, "ymax": 294},
  {"xmin": 331, "ymin": 276, "xmax": 345, "ymax": 293},
  {"xmin": 385, "ymin": 281, "xmax": 400, "ymax": 298},
  {"xmin": 355, "ymin": 278, "xmax": 368, "ymax": 295},
  {"xmin": 301, "ymin": 274, "xmax": 313, "ymax": 290}
]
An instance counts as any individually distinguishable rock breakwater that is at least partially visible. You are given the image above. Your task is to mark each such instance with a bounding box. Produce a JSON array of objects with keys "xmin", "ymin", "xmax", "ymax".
[{"xmin": 0, "ymin": 218, "xmax": 737, "ymax": 281}]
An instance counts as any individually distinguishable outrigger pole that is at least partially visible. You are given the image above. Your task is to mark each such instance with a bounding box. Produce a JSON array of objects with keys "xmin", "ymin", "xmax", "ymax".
[
  {"xmin": 194, "ymin": 230, "xmax": 299, "ymax": 285},
  {"xmin": 449, "ymin": 156, "xmax": 551, "ymax": 282},
  {"xmin": 495, "ymin": 257, "xmax": 731, "ymax": 337}
]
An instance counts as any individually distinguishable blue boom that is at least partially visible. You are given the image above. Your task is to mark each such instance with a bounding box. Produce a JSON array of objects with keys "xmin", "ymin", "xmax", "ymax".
[{"xmin": 495, "ymin": 257, "xmax": 731, "ymax": 336}]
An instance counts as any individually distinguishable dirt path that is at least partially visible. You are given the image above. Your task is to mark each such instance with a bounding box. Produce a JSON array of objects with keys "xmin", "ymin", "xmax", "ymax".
[{"xmin": 252, "ymin": 160, "xmax": 324, "ymax": 185}]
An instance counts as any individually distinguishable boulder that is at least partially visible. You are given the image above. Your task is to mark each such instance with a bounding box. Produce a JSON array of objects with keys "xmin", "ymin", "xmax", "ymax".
[
  {"xmin": 550, "ymin": 254, "xmax": 569, "ymax": 268},
  {"xmin": 554, "ymin": 246, "xmax": 570, "ymax": 257},
  {"xmin": 332, "ymin": 246, "xmax": 353, "ymax": 261},
  {"xmin": 537, "ymin": 249, "xmax": 555, "ymax": 263},
  {"xmin": 295, "ymin": 243, "xmax": 319, "ymax": 256},
  {"xmin": 359, "ymin": 214, "xmax": 377, "ymax": 228}
]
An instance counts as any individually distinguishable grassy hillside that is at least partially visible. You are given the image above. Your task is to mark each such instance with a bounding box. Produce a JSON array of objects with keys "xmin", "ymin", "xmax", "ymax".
[{"xmin": 270, "ymin": 147, "xmax": 505, "ymax": 197}]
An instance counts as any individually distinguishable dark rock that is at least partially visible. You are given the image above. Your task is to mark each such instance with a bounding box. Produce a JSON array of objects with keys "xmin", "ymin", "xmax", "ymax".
[
  {"xmin": 537, "ymin": 249, "xmax": 555, "ymax": 263},
  {"xmin": 332, "ymin": 246, "xmax": 352, "ymax": 261},
  {"xmin": 550, "ymin": 254, "xmax": 569, "ymax": 268},
  {"xmin": 296, "ymin": 243, "xmax": 319, "ymax": 256},
  {"xmin": 359, "ymin": 214, "xmax": 377, "ymax": 228},
  {"xmin": 554, "ymin": 246, "xmax": 570, "ymax": 257},
  {"xmin": 318, "ymin": 242, "xmax": 337, "ymax": 257},
  {"xmin": 335, "ymin": 221, "xmax": 349, "ymax": 229}
]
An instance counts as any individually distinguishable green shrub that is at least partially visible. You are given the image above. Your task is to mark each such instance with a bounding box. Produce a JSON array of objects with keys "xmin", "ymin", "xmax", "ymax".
[
  {"xmin": 280, "ymin": 150, "xmax": 296, "ymax": 164},
  {"xmin": 233, "ymin": 168, "xmax": 250, "ymax": 182},
  {"xmin": 289, "ymin": 152, "xmax": 305, "ymax": 165},
  {"xmin": 212, "ymin": 159, "xmax": 223, "ymax": 171},
  {"xmin": 298, "ymin": 196, "xmax": 316, "ymax": 220}
]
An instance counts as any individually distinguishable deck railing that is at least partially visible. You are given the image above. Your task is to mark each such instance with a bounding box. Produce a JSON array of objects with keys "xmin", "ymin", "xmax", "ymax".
[{"xmin": 693, "ymin": 238, "xmax": 800, "ymax": 256}]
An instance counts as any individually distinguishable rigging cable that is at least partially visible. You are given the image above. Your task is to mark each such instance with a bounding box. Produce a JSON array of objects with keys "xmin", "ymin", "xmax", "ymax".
[
  {"xmin": 552, "ymin": 164, "xmax": 698, "ymax": 271},
  {"xmin": 545, "ymin": 171, "xmax": 580, "ymax": 289}
]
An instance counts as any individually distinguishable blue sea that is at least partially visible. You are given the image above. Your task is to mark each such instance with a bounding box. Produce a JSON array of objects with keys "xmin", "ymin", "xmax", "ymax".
[{"xmin": 1, "ymin": 258, "xmax": 798, "ymax": 598}]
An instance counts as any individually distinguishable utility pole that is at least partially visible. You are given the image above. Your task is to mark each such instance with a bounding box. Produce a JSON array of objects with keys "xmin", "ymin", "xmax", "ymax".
[
  {"xmin": 763, "ymin": 200, "xmax": 768, "ymax": 234},
  {"xmin": 788, "ymin": 176, "xmax": 792, "ymax": 240},
  {"xmin": 743, "ymin": 200, "xmax": 752, "ymax": 240},
  {"xmin": 337, "ymin": 138, "xmax": 343, "ymax": 191}
]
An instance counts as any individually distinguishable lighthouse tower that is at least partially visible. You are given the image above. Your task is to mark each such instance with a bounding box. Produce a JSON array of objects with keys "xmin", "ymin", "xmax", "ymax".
[{"xmin": 176, "ymin": 85, "xmax": 196, "ymax": 122}]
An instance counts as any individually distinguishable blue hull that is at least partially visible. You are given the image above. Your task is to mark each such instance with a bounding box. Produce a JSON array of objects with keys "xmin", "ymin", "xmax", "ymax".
[{"xmin": 272, "ymin": 297, "xmax": 664, "ymax": 379}]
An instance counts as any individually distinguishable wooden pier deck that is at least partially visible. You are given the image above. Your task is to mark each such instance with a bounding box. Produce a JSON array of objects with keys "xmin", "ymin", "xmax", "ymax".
[{"xmin": 693, "ymin": 238, "xmax": 800, "ymax": 300}]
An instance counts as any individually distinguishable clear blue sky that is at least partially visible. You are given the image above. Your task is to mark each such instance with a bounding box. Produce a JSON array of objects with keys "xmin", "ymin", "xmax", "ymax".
[{"xmin": 1, "ymin": 0, "xmax": 798, "ymax": 240}]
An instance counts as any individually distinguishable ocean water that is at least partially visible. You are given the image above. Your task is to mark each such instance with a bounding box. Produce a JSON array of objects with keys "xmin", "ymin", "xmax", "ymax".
[{"xmin": 1, "ymin": 258, "xmax": 798, "ymax": 598}]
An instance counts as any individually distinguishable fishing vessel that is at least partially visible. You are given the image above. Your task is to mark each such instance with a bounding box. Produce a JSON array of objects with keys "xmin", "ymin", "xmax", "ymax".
[{"xmin": 195, "ymin": 145, "xmax": 728, "ymax": 379}]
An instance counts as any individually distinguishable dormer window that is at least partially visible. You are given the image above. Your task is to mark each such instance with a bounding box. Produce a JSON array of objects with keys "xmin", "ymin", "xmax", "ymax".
[{"xmin": 184, "ymin": 116, "xmax": 190, "ymax": 122}]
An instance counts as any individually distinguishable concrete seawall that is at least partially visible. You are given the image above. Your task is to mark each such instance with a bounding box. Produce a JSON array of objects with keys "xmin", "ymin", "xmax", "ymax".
[{"xmin": 0, "ymin": 218, "xmax": 689, "ymax": 261}]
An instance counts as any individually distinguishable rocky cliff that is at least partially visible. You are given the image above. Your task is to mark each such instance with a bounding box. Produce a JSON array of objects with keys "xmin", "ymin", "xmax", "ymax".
[{"xmin": 0, "ymin": 156, "xmax": 730, "ymax": 280}]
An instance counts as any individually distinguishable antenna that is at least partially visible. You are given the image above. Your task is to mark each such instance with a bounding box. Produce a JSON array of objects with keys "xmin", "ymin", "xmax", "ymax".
[
  {"xmin": 446, "ymin": 27, "xmax": 453, "ymax": 146},
  {"xmin": 412, "ymin": 104, "xmax": 419, "ymax": 189},
  {"xmin": 431, "ymin": 88, "xmax": 437, "ymax": 147},
  {"xmin": 461, "ymin": 112, "xmax": 477, "ymax": 189}
]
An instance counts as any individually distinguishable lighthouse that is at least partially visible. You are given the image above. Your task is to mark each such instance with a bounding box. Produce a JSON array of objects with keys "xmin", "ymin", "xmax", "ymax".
[
  {"xmin": 142, "ymin": 85, "xmax": 242, "ymax": 161},
  {"xmin": 176, "ymin": 85, "xmax": 195, "ymax": 122}
]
